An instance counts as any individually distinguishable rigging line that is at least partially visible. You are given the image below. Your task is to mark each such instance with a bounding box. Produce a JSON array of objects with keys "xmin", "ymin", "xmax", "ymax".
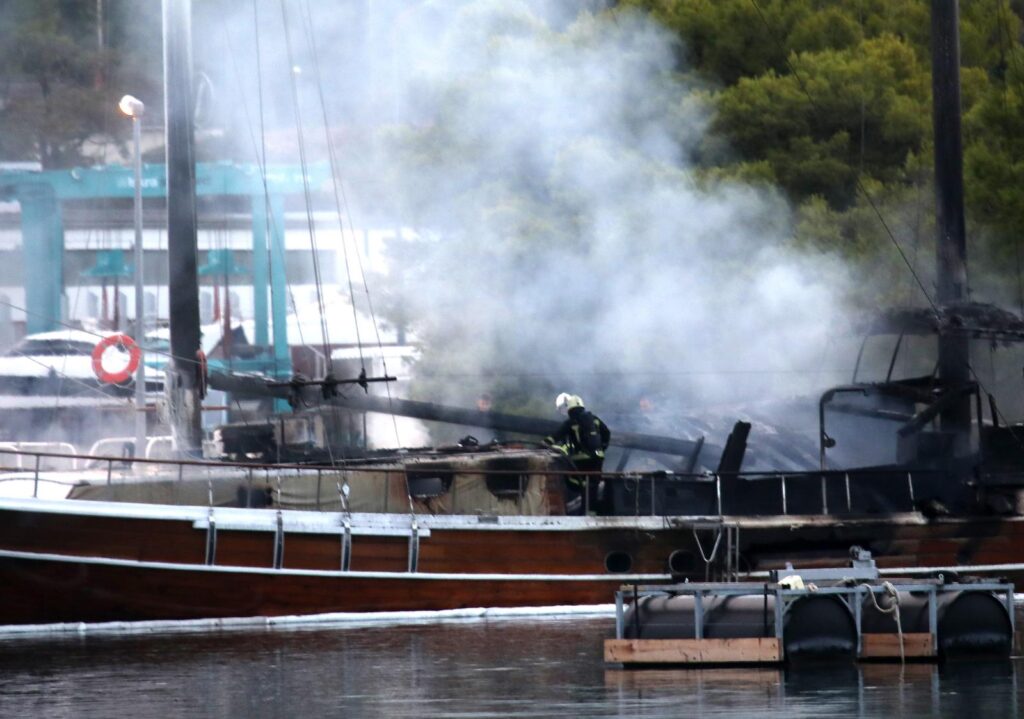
[
  {"xmin": 406, "ymin": 368, "xmax": 855, "ymax": 378},
  {"xmin": 278, "ymin": 0, "xmax": 333, "ymax": 366},
  {"xmin": 252, "ymin": 0, "xmax": 275, "ymax": 372},
  {"xmin": 254, "ymin": 0, "xmax": 268, "ymax": 180},
  {"xmin": 252, "ymin": 0, "xmax": 305, "ymax": 374},
  {"xmin": 218, "ymin": 211, "xmax": 233, "ymax": 373},
  {"xmin": 288, "ymin": 1, "xmax": 371, "ymax": 469},
  {"xmin": 220, "ymin": 9, "xmax": 312, "ymax": 369},
  {"xmin": 156, "ymin": 227, "xmax": 166, "ymax": 329},
  {"xmin": 229, "ymin": 395, "xmax": 252, "ymax": 429},
  {"xmin": 905, "ymin": 155, "xmax": 929, "ymax": 305},
  {"xmin": 299, "ymin": 1, "xmax": 364, "ymax": 366},
  {"xmin": 296, "ymin": 0, "xmax": 403, "ymax": 448},
  {"xmin": 297, "ymin": 1, "xmax": 401, "ymax": 448},
  {"xmin": 298, "ymin": 0, "xmax": 365, "ymax": 370},
  {"xmin": 341, "ymin": 228, "xmax": 405, "ymax": 447},
  {"xmin": 747, "ymin": 0, "xmax": 939, "ymax": 313},
  {"xmin": 253, "ymin": 0, "xmax": 290, "ymax": 377},
  {"xmin": 226, "ymin": 4, "xmax": 341, "ymax": 470}
]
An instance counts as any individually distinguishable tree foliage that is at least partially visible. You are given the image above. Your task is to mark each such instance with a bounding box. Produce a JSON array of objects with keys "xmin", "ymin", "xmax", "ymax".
[
  {"xmin": 0, "ymin": 0, "xmax": 120, "ymax": 168},
  {"xmin": 624, "ymin": 0, "xmax": 1024, "ymax": 308},
  {"xmin": 965, "ymin": 47, "xmax": 1024, "ymax": 255}
]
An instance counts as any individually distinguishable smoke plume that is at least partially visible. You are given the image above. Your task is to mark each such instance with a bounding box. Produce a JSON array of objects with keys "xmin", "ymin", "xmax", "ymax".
[{"xmin": 203, "ymin": 0, "xmax": 858, "ymax": 441}]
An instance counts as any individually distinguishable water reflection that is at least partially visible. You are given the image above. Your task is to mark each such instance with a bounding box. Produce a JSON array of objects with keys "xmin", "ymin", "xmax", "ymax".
[
  {"xmin": 605, "ymin": 660, "xmax": 1020, "ymax": 718},
  {"xmin": 0, "ymin": 617, "xmax": 1019, "ymax": 718}
]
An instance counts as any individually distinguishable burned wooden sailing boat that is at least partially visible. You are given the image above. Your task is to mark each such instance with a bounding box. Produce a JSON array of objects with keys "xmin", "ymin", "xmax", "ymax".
[{"xmin": 1, "ymin": 0, "xmax": 1024, "ymax": 627}]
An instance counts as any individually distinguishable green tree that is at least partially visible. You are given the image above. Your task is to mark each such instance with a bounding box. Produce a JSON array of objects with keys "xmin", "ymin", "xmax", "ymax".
[
  {"xmin": 792, "ymin": 164, "xmax": 938, "ymax": 309},
  {"xmin": 0, "ymin": 0, "xmax": 118, "ymax": 167},
  {"xmin": 618, "ymin": 0, "xmax": 809, "ymax": 84},
  {"xmin": 711, "ymin": 34, "xmax": 932, "ymax": 207},
  {"xmin": 624, "ymin": 0, "xmax": 1019, "ymax": 215},
  {"xmin": 964, "ymin": 43, "xmax": 1024, "ymax": 290}
]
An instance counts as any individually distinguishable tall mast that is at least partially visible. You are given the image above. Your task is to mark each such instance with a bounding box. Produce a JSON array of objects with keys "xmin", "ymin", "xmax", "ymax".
[
  {"xmin": 931, "ymin": 0, "xmax": 971, "ymax": 433},
  {"xmin": 163, "ymin": 0, "xmax": 203, "ymax": 454}
]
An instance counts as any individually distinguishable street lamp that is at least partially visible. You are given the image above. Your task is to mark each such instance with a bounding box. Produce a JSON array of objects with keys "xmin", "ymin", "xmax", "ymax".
[{"xmin": 119, "ymin": 94, "xmax": 147, "ymax": 462}]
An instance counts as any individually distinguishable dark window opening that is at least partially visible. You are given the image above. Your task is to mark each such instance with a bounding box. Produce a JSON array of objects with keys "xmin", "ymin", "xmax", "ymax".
[
  {"xmin": 483, "ymin": 457, "xmax": 532, "ymax": 499},
  {"xmin": 668, "ymin": 549, "xmax": 695, "ymax": 574},
  {"xmin": 605, "ymin": 551, "xmax": 633, "ymax": 574},
  {"xmin": 406, "ymin": 468, "xmax": 453, "ymax": 498}
]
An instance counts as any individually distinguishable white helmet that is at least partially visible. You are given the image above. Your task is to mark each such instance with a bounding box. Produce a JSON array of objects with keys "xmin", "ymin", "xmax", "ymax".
[{"xmin": 555, "ymin": 393, "xmax": 584, "ymax": 413}]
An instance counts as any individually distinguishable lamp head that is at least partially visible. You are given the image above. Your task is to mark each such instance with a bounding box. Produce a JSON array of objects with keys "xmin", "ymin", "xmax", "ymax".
[{"xmin": 118, "ymin": 95, "xmax": 145, "ymax": 118}]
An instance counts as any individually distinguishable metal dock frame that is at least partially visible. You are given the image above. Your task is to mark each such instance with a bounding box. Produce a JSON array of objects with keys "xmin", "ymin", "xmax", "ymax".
[{"xmin": 608, "ymin": 580, "xmax": 1015, "ymax": 665}]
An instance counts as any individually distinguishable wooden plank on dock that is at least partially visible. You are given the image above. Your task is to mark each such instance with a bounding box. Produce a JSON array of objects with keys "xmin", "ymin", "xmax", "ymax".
[
  {"xmin": 604, "ymin": 638, "xmax": 782, "ymax": 665},
  {"xmin": 860, "ymin": 633, "xmax": 934, "ymax": 658}
]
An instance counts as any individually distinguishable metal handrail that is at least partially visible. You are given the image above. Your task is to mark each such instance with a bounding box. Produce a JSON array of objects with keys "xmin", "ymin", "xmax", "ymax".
[
  {"xmin": 0, "ymin": 442, "xmax": 954, "ymax": 479},
  {"xmin": 0, "ymin": 443, "xmax": 954, "ymax": 518}
]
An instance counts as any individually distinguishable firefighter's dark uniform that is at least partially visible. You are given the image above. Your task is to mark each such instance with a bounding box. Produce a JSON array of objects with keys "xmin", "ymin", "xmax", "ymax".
[{"xmin": 545, "ymin": 407, "xmax": 611, "ymax": 515}]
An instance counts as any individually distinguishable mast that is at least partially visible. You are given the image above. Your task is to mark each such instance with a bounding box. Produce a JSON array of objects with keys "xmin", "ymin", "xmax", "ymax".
[
  {"xmin": 163, "ymin": 0, "xmax": 203, "ymax": 454},
  {"xmin": 931, "ymin": 0, "xmax": 971, "ymax": 433}
]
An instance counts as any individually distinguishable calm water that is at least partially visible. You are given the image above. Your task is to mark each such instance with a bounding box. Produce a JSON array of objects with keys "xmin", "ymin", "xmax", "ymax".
[{"xmin": 0, "ymin": 617, "xmax": 1019, "ymax": 718}]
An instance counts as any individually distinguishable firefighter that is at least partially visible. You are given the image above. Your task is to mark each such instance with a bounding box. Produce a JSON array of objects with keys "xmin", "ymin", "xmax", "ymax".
[{"xmin": 544, "ymin": 393, "xmax": 611, "ymax": 515}]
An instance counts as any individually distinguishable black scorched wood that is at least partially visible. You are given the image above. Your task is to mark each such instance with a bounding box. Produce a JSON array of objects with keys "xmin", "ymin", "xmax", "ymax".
[
  {"xmin": 163, "ymin": 0, "xmax": 203, "ymax": 453},
  {"xmin": 209, "ymin": 370, "xmax": 717, "ymax": 461}
]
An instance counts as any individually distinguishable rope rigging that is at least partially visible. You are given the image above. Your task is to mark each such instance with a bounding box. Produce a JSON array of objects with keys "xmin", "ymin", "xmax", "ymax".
[
  {"xmin": 296, "ymin": 0, "xmax": 404, "ymax": 448},
  {"xmin": 221, "ymin": 0, "xmax": 314, "ymax": 377},
  {"xmin": 277, "ymin": 0, "xmax": 333, "ymax": 366},
  {"xmin": 216, "ymin": 0, "xmax": 403, "ymax": 459},
  {"xmin": 297, "ymin": 0, "xmax": 366, "ymax": 374}
]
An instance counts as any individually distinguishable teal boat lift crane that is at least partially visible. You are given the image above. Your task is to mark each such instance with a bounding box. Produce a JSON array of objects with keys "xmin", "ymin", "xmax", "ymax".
[{"xmin": 0, "ymin": 162, "xmax": 329, "ymax": 380}]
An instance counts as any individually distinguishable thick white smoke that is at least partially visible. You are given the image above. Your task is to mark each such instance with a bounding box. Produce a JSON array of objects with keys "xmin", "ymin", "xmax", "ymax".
[{"xmin": 203, "ymin": 0, "xmax": 858, "ymax": 437}]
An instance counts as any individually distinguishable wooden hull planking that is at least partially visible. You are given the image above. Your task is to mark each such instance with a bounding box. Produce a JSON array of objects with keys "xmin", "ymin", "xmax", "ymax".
[
  {"xmin": 2, "ymin": 498, "xmax": 1024, "ymax": 625},
  {"xmin": 0, "ymin": 550, "xmax": 634, "ymax": 624}
]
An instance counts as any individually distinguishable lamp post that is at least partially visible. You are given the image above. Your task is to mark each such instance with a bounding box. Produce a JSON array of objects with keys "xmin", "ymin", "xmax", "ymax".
[{"xmin": 119, "ymin": 94, "xmax": 147, "ymax": 462}]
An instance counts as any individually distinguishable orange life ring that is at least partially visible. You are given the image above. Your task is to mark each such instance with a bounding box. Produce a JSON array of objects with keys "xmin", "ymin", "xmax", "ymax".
[{"xmin": 92, "ymin": 333, "xmax": 141, "ymax": 384}]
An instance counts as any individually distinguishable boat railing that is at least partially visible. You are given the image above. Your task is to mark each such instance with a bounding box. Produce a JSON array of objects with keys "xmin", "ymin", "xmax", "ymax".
[
  {"xmin": 589, "ymin": 467, "xmax": 948, "ymax": 518},
  {"xmin": 0, "ymin": 442, "xmax": 79, "ymax": 471},
  {"xmin": 85, "ymin": 436, "xmax": 178, "ymax": 465},
  {"xmin": 0, "ymin": 443, "xmax": 952, "ymax": 520}
]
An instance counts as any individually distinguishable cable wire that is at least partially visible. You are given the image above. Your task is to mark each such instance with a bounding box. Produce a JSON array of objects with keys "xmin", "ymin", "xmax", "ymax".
[
  {"xmin": 219, "ymin": 2, "xmax": 314, "ymax": 373},
  {"xmin": 298, "ymin": 0, "xmax": 365, "ymax": 369},
  {"xmin": 297, "ymin": 0, "xmax": 403, "ymax": 448},
  {"xmin": 278, "ymin": 0, "xmax": 333, "ymax": 363}
]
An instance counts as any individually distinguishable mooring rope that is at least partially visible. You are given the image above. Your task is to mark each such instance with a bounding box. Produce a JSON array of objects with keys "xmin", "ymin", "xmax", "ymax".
[
  {"xmin": 693, "ymin": 527, "xmax": 723, "ymax": 581},
  {"xmin": 861, "ymin": 580, "xmax": 905, "ymax": 663}
]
